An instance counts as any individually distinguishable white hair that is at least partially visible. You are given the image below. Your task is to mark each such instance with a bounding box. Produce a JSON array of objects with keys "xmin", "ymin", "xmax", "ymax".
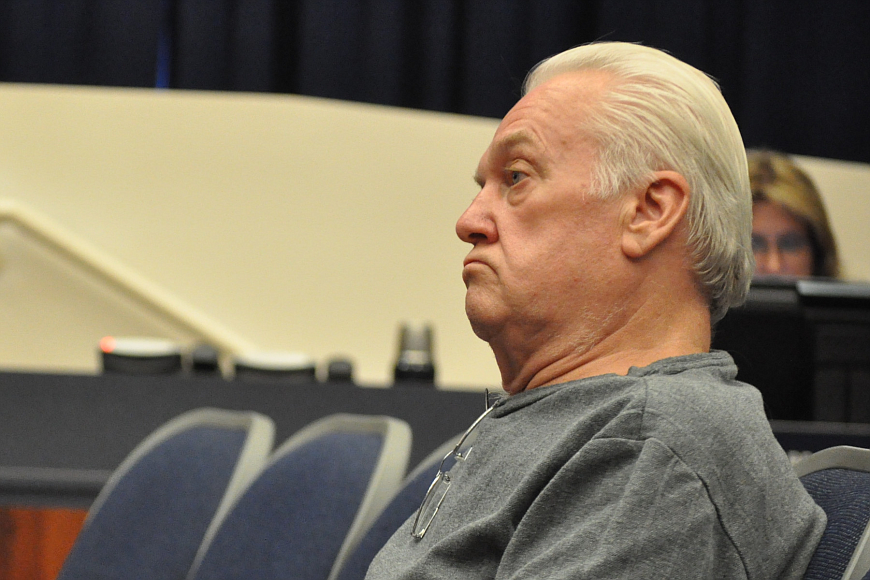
[{"xmin": 524, "ymin": 42, "xmax": 753, "ymax": 323}]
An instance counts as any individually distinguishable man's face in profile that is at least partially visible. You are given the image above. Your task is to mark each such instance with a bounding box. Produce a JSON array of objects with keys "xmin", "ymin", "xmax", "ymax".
[{"xmin": 456, "ymin": 71, "xmax": 631, "ymax": 385}]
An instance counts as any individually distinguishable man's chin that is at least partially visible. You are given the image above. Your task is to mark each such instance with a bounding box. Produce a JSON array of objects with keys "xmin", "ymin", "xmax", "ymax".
[
  {"xmin": 465, "ymin": 301, "xmax": 504, "ymax": 343},
  {"xmin": 469, "ymin": 319, "xmax": 495, "ymax": 342}
]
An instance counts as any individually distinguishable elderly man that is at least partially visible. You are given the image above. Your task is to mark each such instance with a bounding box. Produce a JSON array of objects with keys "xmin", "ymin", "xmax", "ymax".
[{"xmin": 366, "ymin": 42, "xmax": 825, "ymax": 579}]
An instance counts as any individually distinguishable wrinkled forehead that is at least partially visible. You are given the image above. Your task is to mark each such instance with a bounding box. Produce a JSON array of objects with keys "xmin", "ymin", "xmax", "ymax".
[
  {"xmin": 478, "ymin": 71, "xmax": 612, "ymax": 171},
  {"xmin": 503, "ymin": 70, "xmax": 611, "ymax": 132}
]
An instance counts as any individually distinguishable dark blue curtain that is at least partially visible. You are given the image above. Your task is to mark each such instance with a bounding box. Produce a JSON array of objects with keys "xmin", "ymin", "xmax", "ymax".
[
  {"xmin": 0, "ymin": 0, "xmax": 162, "ymax": 86},
  {"xmin": 1, "ymin": 0, "xmax": 867, "ymax": 163}
]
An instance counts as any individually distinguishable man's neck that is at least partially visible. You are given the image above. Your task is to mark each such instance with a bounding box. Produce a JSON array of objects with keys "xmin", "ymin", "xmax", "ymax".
[{"xmin": 493, "ymin": 286, "xmax": 712, "ymax": 395}]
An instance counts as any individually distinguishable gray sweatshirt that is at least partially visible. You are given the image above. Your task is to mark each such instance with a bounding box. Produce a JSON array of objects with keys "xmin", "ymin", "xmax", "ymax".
[{"xmin": 366, "ymin": 352, "xmax": 826, "ymax": 580}]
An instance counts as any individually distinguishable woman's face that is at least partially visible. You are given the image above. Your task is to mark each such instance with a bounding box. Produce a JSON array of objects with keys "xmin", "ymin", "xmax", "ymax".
[{"xmin": 751, "ymin": 201, "xmax": 815, "ymax": 277}]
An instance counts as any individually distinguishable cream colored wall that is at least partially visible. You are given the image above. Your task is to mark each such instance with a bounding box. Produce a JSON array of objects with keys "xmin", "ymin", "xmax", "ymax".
[
  {"xmin": 0, "ymin": 83, "xmax": 867, "ymax": 389},
  {"xmin": 0, "ymin": 83, "xmax": 502, "ymax": 389},
  {"xmin": 792, "ymin": 155, "xmax": 870, "ymax": 281}
]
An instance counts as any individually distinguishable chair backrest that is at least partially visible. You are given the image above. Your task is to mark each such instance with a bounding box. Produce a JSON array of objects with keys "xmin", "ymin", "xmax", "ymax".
[
  {"xmin": 57, "ymin": 407, "xmax": 275, "ymax": 580},
  {"xmin": 332, "ymin": 433, "xmax": 461, "ymax": 580},
  {"xmin": 186, "ymin": 413, "xmax": 412, "ymax": 580},
  {"xmin": 796, "ymin": 445, "xmax": 870, "ymax": 580}
]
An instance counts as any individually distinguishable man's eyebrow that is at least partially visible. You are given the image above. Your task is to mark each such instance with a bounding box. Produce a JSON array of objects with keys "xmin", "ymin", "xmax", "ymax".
[
  {"xmin": 472, "ymin": 130, "xmax": 544, "ymax": 187},
  {"xmin": 493, "ymin": 130, "xmax": 540, "ymax": 153}
]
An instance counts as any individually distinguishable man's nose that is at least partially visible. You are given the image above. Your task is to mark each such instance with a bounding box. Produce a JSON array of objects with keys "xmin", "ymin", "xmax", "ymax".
[{"xmin": 456, "ymin": 192, "xmax": 497, "ymax": 244}]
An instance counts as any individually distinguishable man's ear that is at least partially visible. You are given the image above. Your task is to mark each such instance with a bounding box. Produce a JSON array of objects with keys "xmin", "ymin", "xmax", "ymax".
[{"xmin": 621, "ymin": 171, "xmax": 691, "ymax": 259}]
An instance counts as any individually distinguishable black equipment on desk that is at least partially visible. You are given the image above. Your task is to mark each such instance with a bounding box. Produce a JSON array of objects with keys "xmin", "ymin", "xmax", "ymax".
[
  {"xmin": 233, "ymin": 351, "xmax": 317, "ymax": 383},
  {"xmin": 100, "ymin": 336, "xmax": 183, "ymax": 375},
  {"xmin": 393, "ymin": 322, "xmax": 436, "ymax": 385},
  {"xmin": 712, "ymin": 278, "xmax": 870, "ymax": 422}
]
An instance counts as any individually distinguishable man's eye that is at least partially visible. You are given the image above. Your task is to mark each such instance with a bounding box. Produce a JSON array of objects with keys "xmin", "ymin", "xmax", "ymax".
[{"xmin": 509, "ymin": 170, "xmax": 526, "ymax": 185}]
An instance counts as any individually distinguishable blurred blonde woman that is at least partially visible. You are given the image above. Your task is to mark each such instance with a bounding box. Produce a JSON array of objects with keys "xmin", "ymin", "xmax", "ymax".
[{"xmin": 748, "ymin": 150, "xmax": 840, "ymax": 278}]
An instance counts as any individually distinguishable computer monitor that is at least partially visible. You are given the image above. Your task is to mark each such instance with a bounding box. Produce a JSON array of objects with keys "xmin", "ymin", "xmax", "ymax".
[{"xmin": 712, "ymin": 278, "xmax": 870, "ymax": 422}]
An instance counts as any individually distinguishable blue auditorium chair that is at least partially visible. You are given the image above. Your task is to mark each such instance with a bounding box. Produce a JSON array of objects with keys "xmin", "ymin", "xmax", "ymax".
[
  {"xmin": 186, "ymin": 413, "xmax": 412, "ymax": 580},
  {"xmin": 331, "ymin": 434, "xmax": 461, "ymax": 580},
  {"xmin": 795, "ymin": 445, "xmax": 870, "ymax": 580},
  {"xmin": 57, "ymin": 407, "xmax": 275, "ymax": 580}
]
